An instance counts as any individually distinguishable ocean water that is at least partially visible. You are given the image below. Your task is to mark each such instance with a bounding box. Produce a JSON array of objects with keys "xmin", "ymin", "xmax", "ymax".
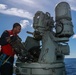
[
  {"xmin": 13, "ymin": 58, "xmax": 76, "ymax": 75},
  {"xmin": 64, "ymin": 58, "xmax": 76, "ymax": 75}
]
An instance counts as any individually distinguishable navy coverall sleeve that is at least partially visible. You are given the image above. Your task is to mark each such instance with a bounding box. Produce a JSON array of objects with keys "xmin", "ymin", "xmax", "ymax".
[{"xmin": 0, "ymin": 30, "xmax": 10, "ymax": 46}]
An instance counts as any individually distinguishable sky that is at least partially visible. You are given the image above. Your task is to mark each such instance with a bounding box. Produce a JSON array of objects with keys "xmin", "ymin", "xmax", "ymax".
[{"xmin": 0, "ymin": 0, "xmax": 76, "ymax": 58}]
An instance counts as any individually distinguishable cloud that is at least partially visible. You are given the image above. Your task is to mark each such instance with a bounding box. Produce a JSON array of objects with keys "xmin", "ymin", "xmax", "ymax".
[
  {"xmin": 20, "ymin": 20, "xmax": 30, "ymax": 29},
  {"xmin": 21, "ymin": 0, "xmax": 36, "ymax": 5},
  {"xmin": 0, "ymin": 0, "xmax": 76, "ymax": 20},
  {"xmin": 6, "ymin": 0, "xmax": 76, "ymax": 11},
  {"xmin": 0, "ymin": 4, "xmax": 7, "ymax": 9},
  {"xmin": 0, "ymin": 4, "xmax": 33, "ymax": 20},
  {"xmin": 72, "ymin": 34, "xmax": 76, "ymax": 39}
]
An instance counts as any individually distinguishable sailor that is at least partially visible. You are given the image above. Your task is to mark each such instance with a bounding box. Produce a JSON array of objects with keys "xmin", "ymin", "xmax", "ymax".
[{"xmin": 0, "ymin": 23, "xmax": 21, "ymax": 75}]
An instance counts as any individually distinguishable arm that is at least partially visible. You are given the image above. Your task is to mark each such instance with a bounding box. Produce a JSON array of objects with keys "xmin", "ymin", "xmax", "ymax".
[{"xmin": 0, "ymin": 30, "xmax": 10, "ymax": 46}]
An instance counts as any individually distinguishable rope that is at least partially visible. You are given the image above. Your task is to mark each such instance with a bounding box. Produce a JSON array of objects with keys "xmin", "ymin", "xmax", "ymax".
[{"xmin": 2, "ymin": 56, "xmax": 11, "ymax": 65}]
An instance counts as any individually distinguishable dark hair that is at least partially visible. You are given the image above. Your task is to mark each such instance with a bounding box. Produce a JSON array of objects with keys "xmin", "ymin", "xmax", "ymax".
[{"xmin": 13, "ymin": 23, "xmax": 21, "ymax": 29}]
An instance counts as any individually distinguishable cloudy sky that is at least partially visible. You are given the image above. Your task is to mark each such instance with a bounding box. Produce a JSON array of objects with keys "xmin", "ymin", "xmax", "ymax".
[{"xmin": 0, "ymin": 0, "xmax": 76, "ymax": 58}]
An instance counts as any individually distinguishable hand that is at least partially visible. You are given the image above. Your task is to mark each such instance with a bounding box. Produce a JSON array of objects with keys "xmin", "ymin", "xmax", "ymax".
[{"xmin": 6, "ymin": 37, "xmax": 11, "ymax": 43}]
